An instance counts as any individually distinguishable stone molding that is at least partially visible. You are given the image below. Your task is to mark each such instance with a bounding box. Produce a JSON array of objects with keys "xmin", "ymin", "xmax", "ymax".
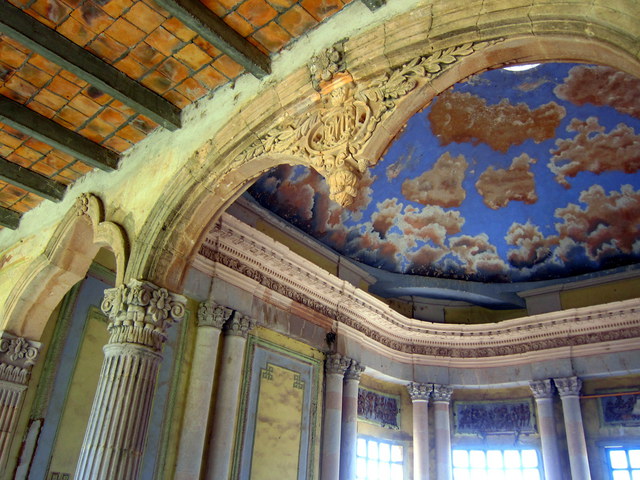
[
  {"xmin": 0, "ymin": 332, "xmax": 40, "ymax": 386},
  {"xmin": 198, "ymin": 300, "xmax": 233, "ymax": 329},
  {"xmin": 100, "ymin": 279, "xmax": 186, "ymax": 352},
  {"xmin": 222, "ymin": 313, "xmax": 255, "ymax": 337},
  {"xmin": 530, "ymin": 379, "xmax": 554, "ymax": 399},
  {"xmin": 554, "ymin": 376, "xmax": 582, "ymax": 397},
  {"xmin": 326, "ymin": 353, "xmax": 350, "ymax": 376},
  {"xmin": 344, "ymin": 360, "xmax": 365, "ymax": 381},
  {"xmin": 407, "ymin": 382, "xmax": 432, "ymax": 402},
  {"xmin": 194, "ymin": 214, "xmax": 640, "ymax": 365},
  {"xmin": 432, "ymin": 384, "xmax": 453, "ymax": 403}
]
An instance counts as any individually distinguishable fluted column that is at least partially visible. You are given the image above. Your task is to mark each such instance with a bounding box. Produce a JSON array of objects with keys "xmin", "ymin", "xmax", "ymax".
[
  {"xmin": 529, "ymin": 380, "xmax": 561, "ymax": 480},
  {"xmin": 175, "ymin": 301, "xmax": 232, "ymax": 480},
  {"xmin": 555, "ymin": 376, "xmax": 591, "ymax": 480},
  {"xmin": 204, "ymin": 312, "xmax": 255, "ymax": 480},
  {"xmin": 75, "ymin": 280, "xmax": 186, "ymax": 480},
  {"xmin": 340, "ymin": 359, "xmax": 364, "ymax": 480},
  {"xmin": 0, "ymin": 332, "xmax": 40, "ymax": 475},
  {"xmin": 407, "ymin": 383, "xmax": 432, "ymax": 480},
  {"xmin": 322, "ymin": 353, "xmax": 350, "ymax": 480},
  {"xmin": 432, "ymin": 384, "xmax": 453, "ymax": 480}
]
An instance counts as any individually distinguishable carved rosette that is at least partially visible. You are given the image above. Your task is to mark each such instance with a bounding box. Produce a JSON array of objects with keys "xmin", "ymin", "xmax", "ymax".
[
  {"xmin": 325, "ymin": 353, "xmax": 350, "ymax": 376},
  {"xmin": 198, "ymin": 300, "xmax": 233, "ymax": 329},
  {"xmin": 0, "ymin": 332, "xmax": 40, "ymax": 386},
  {"xmin": 100, "ymin": 280, "xmax": 186, "ymax": 352},
  {"xmin": 407, "ymin": 382, "xmax": 432, "ymax": 402},
  {"xmin": 309, "ymin": 40, "xmax": 346, "ymax": 91},
  {"xmin": 554, "ymin": 376, "xmax": 582, "ymax": 397},
  {"xmin": 432, "ymin": 384, "xmax": 453, "ymax": 403},
  {"xmin": 222, "ymin": 313, "xmax": 255, "ymax": 337},
  {"xmin": 344, "ymin": 359, "xmax": 365, "ymax": 381},
  {"xmin": 530, "ymin": 379, "xmax": 554, "ymax": 399}
]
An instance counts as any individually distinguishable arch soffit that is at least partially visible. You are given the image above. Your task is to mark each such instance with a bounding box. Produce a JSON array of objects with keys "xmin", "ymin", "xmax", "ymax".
[
  {"xmin": 130, "ymin": 3, "xmax": 640, "ymax": 292},
  {"xmin": 3, "ymin": 194, "xmax": 128, "ymax": 340}
]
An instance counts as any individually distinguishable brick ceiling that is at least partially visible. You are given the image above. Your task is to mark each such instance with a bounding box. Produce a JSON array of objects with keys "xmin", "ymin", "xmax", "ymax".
[{"xmin": 0, "ymin": 0, "xmax": 356, "ymax": 228}]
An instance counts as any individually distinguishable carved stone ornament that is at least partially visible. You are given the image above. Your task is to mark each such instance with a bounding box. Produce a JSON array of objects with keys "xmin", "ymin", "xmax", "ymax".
[
  {"xmin": 530, "ymin": 379, "xmax": 554, "ymax": 399},
  {"xmin": 407, "ymin": 382, "xmax": 432, "ymax": 402},
  {"xmin": 309, "ymin": 40, "xmax": 347, "ymax": 91},
  {"xmin": 238, "ymin": 41, "xmax": 495, "ymax": 207},
  {"xmin": 198, "ymin": 300, "xmax": 233, "ymax": 329},
  {"xmin": 432, "ymin": 384, "xmax": 453, "ymax": 403},
  {"xmin": 554, "ymin": 376, "xmax": 582, "ymax": 397},
  {"xmin": 0, "ymin": 331, "xmax": 40, "ymax": 386},
  {"xmin": 344, "ymin": 359, "xmax": 365, "ymax": 381},
  {"xmin": 222, "ymin": 313, "xmax": 256, "ymax": 337},
  {"xmin": 100, "ymin": 280, "xmax": 186, "ymax": 352},
  {"xmin": 325, "ymin": 353, "xmax": 350, "ymax": 375}
]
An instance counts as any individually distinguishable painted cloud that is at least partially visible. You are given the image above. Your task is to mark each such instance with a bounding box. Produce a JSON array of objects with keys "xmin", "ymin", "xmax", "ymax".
[
  {"xmin": 401, "ymin": 152, "xmax": 468, "ymax": 207},
  {"xmin": 476, "ymin": 153, "xmax": 538, "ymax": 209}
]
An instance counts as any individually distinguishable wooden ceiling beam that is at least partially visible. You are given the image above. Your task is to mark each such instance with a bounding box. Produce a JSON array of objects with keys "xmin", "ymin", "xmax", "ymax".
[
  {"xmin": 154, "ymin": 0, "xmax": 271, "ymax": 78},
  {"xmin": 0, "ymin": 156, "xmax": 67, "ymax": 202},
  {"xmin": 0, "ymin": 1, "xmax": 182, "ymax": 130},
  {"xmin": 0, "ymin": 207, "xmax": 21, "ymax": 230},
  {"xmin": 0, "ymin": 96, "xmax": 119, "ymax": 172}
]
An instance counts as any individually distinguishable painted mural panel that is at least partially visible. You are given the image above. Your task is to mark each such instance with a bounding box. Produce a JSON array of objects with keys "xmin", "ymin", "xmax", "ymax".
[
  {"xmin": 453, "ymin": 399, "xmax": 535, "ymax": 436},
  {"xmin": 357, "ymin": 387, "xmax": 400, "ymax": 429},
  {"xmin": 249, "ymin": 63, "xmax": 640, "ymax": 284},
  {"xmin": 600, "ymin": 391, "xmax": 640, "ymax": 427}
]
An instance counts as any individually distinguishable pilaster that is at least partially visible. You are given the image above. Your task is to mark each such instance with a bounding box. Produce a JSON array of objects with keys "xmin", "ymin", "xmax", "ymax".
[
  {"xmin": 407, "ymin": 382, "xmax": 432, "ymax": 480},
  {"xmin": 322, "ymin": 353, "xmax": 350, "ymax": 480},
  {"xmin": 340, "ymin": 359, "xmax": 364, "ymax": 480},
  {"xmin": 555, "ymin": 376, "xmax": 591, "ymax": 480},
  {"xmin": 432, "ymin": 384, "xmax": 453, "ymax": 480},
  {"xmin": 529, "ymin": 380, "xmax": 561, "ymax": 480}
]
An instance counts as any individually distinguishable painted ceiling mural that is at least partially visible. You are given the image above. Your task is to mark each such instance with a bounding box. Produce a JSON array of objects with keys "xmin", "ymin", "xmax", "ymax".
[{"xmin": 248, "ymin": 63, "xmax": 640, "ymax": 284}]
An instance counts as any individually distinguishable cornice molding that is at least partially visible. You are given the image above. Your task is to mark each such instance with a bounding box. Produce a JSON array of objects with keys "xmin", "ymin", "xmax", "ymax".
[{"xmin": 195, "ymin": 214, "xmax": 640, "ymax": 365}]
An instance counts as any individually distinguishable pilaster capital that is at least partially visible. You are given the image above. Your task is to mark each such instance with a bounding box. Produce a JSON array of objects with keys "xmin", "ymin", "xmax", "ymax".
[
  {"xmin": 197, "ymin": 301, "xmax": 233, "ymax": 329},
  {"xmin": 407, "ymin": 382, "xmax": 432, "ymax": 402},
  {"xmin": 554, "ymin": 376, "xmax": 582, "ymax": 397},
  {"xmin": 222, "ymin": 313, "xmax": 255, "ymax": 337},
  {"xmin": 344, "ymin": 359, "xmax": 365, "ymax": 381},
  {"xmin": 431, "ymin": 384, "xmax": 453, "ymax": 403},
  {"xmin": 101, "ymin": 280, "xmax": 186, "ymax": 352},
  {"xmin": 325, "ymin": 353, "xmax": 350, "ymax": 376},
  {"xmin": 529, "ymin": 379, "xmax": 554, "ymax": 399},
  {"xmin": 0, "ymin": 331, "xmax": 41, "ymax": 386}
]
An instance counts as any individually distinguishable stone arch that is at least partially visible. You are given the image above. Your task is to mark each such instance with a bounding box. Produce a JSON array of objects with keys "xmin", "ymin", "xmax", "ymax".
[
  {"xmin": 2, "ymin": 194, "xmax": 128, "ymax": 340},
  {"xmin": 128, "ymin": 1, "xmax": 640, "ymax": 293}
]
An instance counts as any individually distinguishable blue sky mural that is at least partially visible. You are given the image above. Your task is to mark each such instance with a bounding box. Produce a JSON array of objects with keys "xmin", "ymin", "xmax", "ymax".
[{"xmin": 248, "ymin": 63, "xmax": 640, "ymax": 283}]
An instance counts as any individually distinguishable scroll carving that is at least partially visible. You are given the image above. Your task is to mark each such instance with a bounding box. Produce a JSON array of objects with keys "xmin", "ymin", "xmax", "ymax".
[{"xmin": 238, "ymin": 42, "xmax": 493, "ymax": 207}]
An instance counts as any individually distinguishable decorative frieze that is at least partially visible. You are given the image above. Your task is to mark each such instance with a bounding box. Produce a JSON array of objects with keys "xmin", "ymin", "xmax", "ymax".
[
  {"xmin": 555, "ymin": 376, "xmax": 582, "ymax": 397},
  {"xmin": 198, "ymin": 300, "xmax": 233, "ymax": 329},
  {"xmin": 432, "ymin": 384, "xmax": 453, "ymax": 403},
  {"xmin": 530, "ymin": 379, "xmax": 554, "ymax": 399},
  {"xmin": 222, "ymin": 313, "xmax": 256, "ymax": 337},
  {"xmin": 101, "ymin": 280, "xmax": 186, "ymax": 352},
  {"xmin": 325, "ymin": 353, "xmax": 350, "ymax": 376},
  {"xmin": 407, "ymin": 382, "xmax": 432, "ymax": 402}
]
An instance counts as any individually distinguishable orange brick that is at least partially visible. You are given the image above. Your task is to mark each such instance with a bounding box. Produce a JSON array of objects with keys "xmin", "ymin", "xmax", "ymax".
[
  {"xmin": 131, "ymin": 42, "xmax": 165, "ymax": 68},
  {"xmin": 0, "ymin": 146, "xmax": 12, "ymax": 158},
  {"xmin": 48, "ymin": 76, "xmax": 82, "ymax": 99},
  {"xmin": 42, "ymin": 152, "xmax": 71, "ymax": 169},
  {"xmin": 27, "ymin": 101, "xmax": 57, "ymax": 118},
  {"xmin": 116, "ymin": 55, "xmax": 147, "ymax": 79},
  {"xmin": 28, "ymin": 55, "xmax": 61, "ymax": 76},
  {"xmin": 194, "ymin": 66, "xmax": 226, "ymax": 90},
  {"xmin": 14, "ymin": 145, "xmax": 43, "ymax": 162},
  {"xmin": 100, "ymin": 0, "xmax": 132, "ymax": 18},
  {"xmin": 162, "ymin": 18, "xmax": 197, "ymax": 42},
  {"xmin": 131, "ymin": 115, "xmax": 157, "ymax": 133},
  {"xmin": 56, "ymin": 168, "xmax": 82, "ymax": 182},
  {"xmin": 0, "ymin": 130, "xmax": 24, "ymax": 149},
  {"xmin": 0, "ymin": 42, "xmax": 28, "ymax": 69},
  {"xmin": 85, "ymin": 116, "xmax": 117, "ymax": 137},
  {"xmin": 237, "ymin": 0, "xmax": 277, "ymax": 28},
  {"xmin": 217, "ymin": 0, "xmax": 243, "ymax": 9},
  {"xmin": 115, "ymin": 124, "xmax": 146, "ymax": 143},
  {"xmin": 68, "ymin": 94, "xmax": 101, "ymax": 116},
  {"xmin": 33, "ymin": 89, "xmax": 67, "ymax": 110},
  {"xmin": 30, "ymin": 0, "xmax": 71, "ymax": 25},
  {"xmin": 162, "ymin": 89, "xmax": 190, "ymax": 108},
  {"xmin": 22, "ymin": 8, "xmax": 57, "ymax": 29},
  {"xmin": 140, "ymin": 70, "xmax": 172, "ymax": 94},
  {"xmin": 6, "ymin": 152, "xmax": 32, "ymax": 168},
  {"xmin": 56, "ymin": 105, "xmax": 89, "ymax": 126},
  {"xmin": 301, "ymin": 0, "xmax": 342, "ymax": 21},
  {"xmin": 223, "ymin": 12, "xmax": 254, "ymax": 37},
  {"xmin": 267, "ymin": 0, "xmax": 296, "ymax": 11},
  {"xmin": 174, "ymin": 43, "xmax": 212, "ymax": 71},
  {"xmin": 79, "ymin": 127, "xmax": 104, "ymax": 143},
  {"xmin": 70, "ymin": 2, "xmax": 113, "ymax": 34},
  {"xmin": 5, "ymin": 75, "xmax": 38, "ymax": 100},
  {"xmin": 59, "ymin": 70, "xmax": 87, "ymax": 87},
  {"xmin": 16, "ymin": 64, "xmax": 52, "ymax": 88},
  {"xmin": 174, "ymin": 77, "xmax": 207, "ymax": 102},
  {"xmin": 88, "ymin": 33, "xmax": 128, "ymax": 62},
  {"xmin": 84, "ymin": 86, "xmax": 111, "ymax": 105},
  {"xmin": 145, "ymin": 27, "xmax": 182, "ymax": 56},
  {"xmin": 1, "ymin": 125, "xmax": 27, "ymax": 140},
  {"xmin": 24, "ymin": 138, "xmax": 53, "ymax": 154},
  {"xmin": 193, "ymin": 36, "xmax": 222, "ymax": 59},
  {"xmin": 103, "ymin": 135, "xmax": 132, "ymax": 153},
  {"xmin": 278, "ymin": 5, "xmax": 317, "ymax": 37},
  {"xmin": 0, "ymin": 36, "xmax": 30, "ymax": 54},
  {"xmin": 30, "ymin": 161, "xmax": 57, "ymax": 176},
  {"xmin": 156, "ymin": 57, "xmax": 189, "ymax": 83},
  {"xmin": 110, "ymin": 100, "xmax": 137, "ymax": 116},
  {"xmin": 106, "ymin": 18, "xmax": 146, "ymax": 47},
  {"xmin": 97, "ymin": 106, "xmax": 127, "ymax": 126},
  {"xmin": 200, "ymin": 0, "xmax": 227, "ymax": 16},
  {"xmin": 125, "ymin": 1, "xmax": 165, "ymax": 33},
  {"xmin": 0, "ymin": 85, "xmax": 26, "ymax": 103},
  {"xmin": 70, "ymin": 161, "xmax": 93, "ymax": 174},
  {"xmin": 213, "ymin": 55, "xmax": 243, "ymax": 78},
  {"xmin": 252, "ymin": 21, "xmax": 291, "ymax": 52}
]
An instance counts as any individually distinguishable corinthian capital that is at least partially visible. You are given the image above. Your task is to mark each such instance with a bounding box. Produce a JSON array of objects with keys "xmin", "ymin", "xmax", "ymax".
[
  {"xmin": 554, "ymin": 376, "xmax": 582, "ymax": 397},
  {"xmin": 432, "ymin": 384, "xmax": 453, "ymax": 403},
  {"xmin": 325, "ymin": 353, "xmax": 350, "ymax": 376},
  {"xmin": 222, "ymin": 313, "xmax": 255, "ymax": 337},
  {"xmin": 407, "ymin": 382, "xmax": 432, "ymax": 402},
  {"xmin": 344, "ymin": 359, "xmax": 365, "ymax": 381},
  {"xmin": 530, "ymin": 379, "xmax": 554, "ymax": 399},
  {"xmin": 198, "ymin": 301, "xmax": 233, "ymax": 329},
  {"xmin": 101, "ymin": 280, "xmax": 186, "ymax": 352},
  {"xmin": 0, "ymin": 331, "xmax": 41, "ymax": 386}
]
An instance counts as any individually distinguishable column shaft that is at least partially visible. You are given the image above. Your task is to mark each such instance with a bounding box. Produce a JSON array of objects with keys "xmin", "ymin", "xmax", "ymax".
[
  {"xmin": 530, "ymin": 380, "xmax": 561, "ymax": 480},
  {"xmin": 407, "ymin": 383, "xmax": 432, "ymax": 480},
  {"xmin": 556, "ymin": 376, "xmax": 591, "ymax": 480},
  {"xmin": 432, "ymin": 385, "xmax": 453, "ymax": 480},
  {"xmin": 340, "ymin": 360, "xmax": 364, "ymax": 480},
  {"xmin": 322, "ymin": 354, "xmax": 349, "ymax": 480}
]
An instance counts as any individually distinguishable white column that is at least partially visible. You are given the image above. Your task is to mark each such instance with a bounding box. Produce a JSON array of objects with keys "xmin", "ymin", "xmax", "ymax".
[
  {"xmin": 340, "ymin": 359, "xmax": 364, "ymax": 480},
  {"xmin": 407, "ymin": 382, "xmax": 431, "ymax": 480},
  {"xmin": 75, "ymin": 280, "xmax": 186, "ymax": 480},
  {"xmin": 204, "ymin": 312, "xmax": 255, "ymax": 480},
  {"xmin": 529, "ymin": 380, "xmax": 562, "ymax": 480},
  {"xmin": 555, "ymin": 376, "xmax": 591, "ymax": 480},
  {"xmin": 432, "ymin": 384, "xmax": 453, "ymax": 480},
  {"xmin": 322, "ymin": 353, "xmax": 350, "ymax": 480},
  {"xmin": 0, "ymin": 332, "xmax": 40, "ymax": 476},
  {"xmin": 174, "ymin": 301, "xmax": 232, "ymax": 480}
]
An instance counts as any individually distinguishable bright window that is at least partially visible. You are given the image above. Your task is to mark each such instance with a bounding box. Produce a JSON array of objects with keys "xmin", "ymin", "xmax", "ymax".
[
  {"xmin": 452, "ymin": 448, "xmax": 542, "ymax": 480},
  {"xmin": 356, "ymin": 437, "xmax": 404, "ymax": 480},
  {"xmin": 606, "ymin": 447, "xmax": 640, "ymax": 480}
]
